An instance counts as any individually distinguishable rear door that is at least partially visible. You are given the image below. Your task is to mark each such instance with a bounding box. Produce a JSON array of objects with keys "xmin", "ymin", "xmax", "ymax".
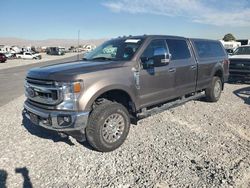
[{"xmin": 165, "ymin": 38, "xmax": 197, "ymax": 96}]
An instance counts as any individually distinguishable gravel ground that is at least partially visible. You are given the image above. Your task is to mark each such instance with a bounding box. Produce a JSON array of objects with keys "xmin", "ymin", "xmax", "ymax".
[
  {"xmin": 0, "ymin": 53, "xmax": 78, "ymax": 70},
  {"xmin": 0, "ymin": 83, "xmax": 249, "ymax": 188}
]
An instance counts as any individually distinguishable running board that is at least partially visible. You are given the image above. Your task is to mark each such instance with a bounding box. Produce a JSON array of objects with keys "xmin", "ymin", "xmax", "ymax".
[{"xmin": 137, "ymin": 92, "xmax": 205, "ymax": 119}]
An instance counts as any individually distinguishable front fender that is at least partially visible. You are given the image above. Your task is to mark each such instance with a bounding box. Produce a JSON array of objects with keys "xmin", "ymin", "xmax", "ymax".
[{"xmin": 78, "ymin": 81, "xmax": 137, "ymax": 111}]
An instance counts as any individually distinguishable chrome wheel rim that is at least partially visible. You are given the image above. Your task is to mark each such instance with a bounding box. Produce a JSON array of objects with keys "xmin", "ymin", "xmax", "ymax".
[
  {"xmin": 102, "ymin": 113, "xmax": 125, "ymax": 143},
  {"xmin": 214, "ymin": 80, "xmax": 221, "ymax": 98}
]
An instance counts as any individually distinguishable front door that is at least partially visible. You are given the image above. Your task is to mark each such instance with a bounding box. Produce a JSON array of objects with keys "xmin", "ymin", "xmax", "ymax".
[{"xmin": 138, "ymin": 39, "xmax": 176, "ymax": 108}]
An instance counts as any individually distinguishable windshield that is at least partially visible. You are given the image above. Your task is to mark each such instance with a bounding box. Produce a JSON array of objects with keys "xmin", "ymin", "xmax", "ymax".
[
  {"xmin": 84, "ymin": 38, "xmax": 143, "ymax": 61},
  {"xmin": 233, "ymin": 46, "xmax": 250, "ymax": 55}
]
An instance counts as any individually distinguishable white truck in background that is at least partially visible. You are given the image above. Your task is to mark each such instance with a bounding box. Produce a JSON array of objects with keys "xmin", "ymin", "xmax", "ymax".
[
  {"xmin": 220, "ymin": 40, "xmax": 241, "ymax": 55},
  {"xmin": 16, "ymin": 52, "xmax": 42, "ymax": 60}
]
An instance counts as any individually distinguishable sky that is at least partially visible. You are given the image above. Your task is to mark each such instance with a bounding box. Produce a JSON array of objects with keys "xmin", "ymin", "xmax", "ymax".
[{"xmin": 1, "ymin": 0, "xmax": 250, "ymax": 40}]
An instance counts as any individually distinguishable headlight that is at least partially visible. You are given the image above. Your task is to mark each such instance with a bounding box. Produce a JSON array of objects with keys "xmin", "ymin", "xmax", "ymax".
[{"xmin": 56, "ymin": 80, "xmax": 83, "ymax": 110}]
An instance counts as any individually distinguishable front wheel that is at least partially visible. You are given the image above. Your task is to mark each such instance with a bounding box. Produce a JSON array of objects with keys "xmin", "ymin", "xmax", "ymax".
[
  {"xmin": 86, "ymin": 100, "xmax": 130, "ymax": 152},
  {"xmin": 205, "ymin": 76, "xmax": 222, "ymax": 102}
]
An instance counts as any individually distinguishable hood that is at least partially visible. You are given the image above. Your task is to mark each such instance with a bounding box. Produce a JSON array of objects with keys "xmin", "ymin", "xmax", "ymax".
[
  {"xmin": 27, "ymin": 60, "xmax": 124, "ymax": 81},
  {"xmin": 229, "ymin": 54, "xmax": 250, "ymax": 59}
]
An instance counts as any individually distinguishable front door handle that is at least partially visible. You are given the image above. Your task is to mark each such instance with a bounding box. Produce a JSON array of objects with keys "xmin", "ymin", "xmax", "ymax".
[
  {"xmin": 190, "ymin": 65, "xmax": 197, "ymax": 70},
  {"xmin": 168, "ymin": 68, "xmax": 176, "ymax": 73}
]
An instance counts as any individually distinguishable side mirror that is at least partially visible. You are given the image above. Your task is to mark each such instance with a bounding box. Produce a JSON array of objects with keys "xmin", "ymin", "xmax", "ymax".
[
  {"xmin": 141, "ymin": 57, "xmax": 154, "ymax": 69},
  {"xmin": 153, "ymin": 47, "xmax": 171, "ymax": 65}
]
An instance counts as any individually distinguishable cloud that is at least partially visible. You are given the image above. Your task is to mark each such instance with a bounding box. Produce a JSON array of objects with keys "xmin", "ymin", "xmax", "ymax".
[{"xmin": 103, "ymin": 0, "xmax": 250, "ymax": 27}]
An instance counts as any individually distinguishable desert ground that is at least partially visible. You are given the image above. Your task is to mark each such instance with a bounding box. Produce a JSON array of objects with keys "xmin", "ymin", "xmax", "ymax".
[
  {"xmin": 0, "ymin": 53, "xmax": 78, "ymax": 70},
  {"xmin": 0, "ymin": 83, "xmax": 249, "ymax": 187}
]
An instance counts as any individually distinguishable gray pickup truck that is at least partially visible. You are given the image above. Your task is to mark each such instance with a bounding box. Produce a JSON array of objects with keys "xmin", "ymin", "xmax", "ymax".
[{"xmin": 23, "ymin": 35, "xmax": 229, "ymax": 152}]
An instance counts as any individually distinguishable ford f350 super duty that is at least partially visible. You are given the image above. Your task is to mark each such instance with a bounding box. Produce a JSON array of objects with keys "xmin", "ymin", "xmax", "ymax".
[{"xmin": 23, "ymin": 35, "xmax": 229, "ymax": 152}]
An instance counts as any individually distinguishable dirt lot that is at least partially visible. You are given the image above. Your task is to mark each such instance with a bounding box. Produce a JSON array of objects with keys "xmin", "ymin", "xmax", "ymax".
[
  {"xmin": 0, "ymin": 83, "xmax": 249, "ymax": 187},
  {"xmin": 0, "ymin": 53, "xmax": 78, "ymax": 70}
]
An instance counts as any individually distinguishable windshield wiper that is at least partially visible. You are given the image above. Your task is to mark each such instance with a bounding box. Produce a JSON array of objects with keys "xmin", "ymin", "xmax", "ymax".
[{"xmin": 90, "ymin": 57, "xmax": 113, "ymax": 61}]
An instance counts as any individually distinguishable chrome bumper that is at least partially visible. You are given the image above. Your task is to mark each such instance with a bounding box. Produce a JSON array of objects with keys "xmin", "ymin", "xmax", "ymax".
[{"xmin": 23, "ymin": 101, "xmax": 89, "ymax": 132}]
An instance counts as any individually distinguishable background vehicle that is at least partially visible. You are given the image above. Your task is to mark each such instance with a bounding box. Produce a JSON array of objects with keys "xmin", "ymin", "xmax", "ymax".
[
  {"xmin": 229, "ymin": 45, "xmax": 250, "ymax": 82},
  {"xmin": 83, "ymin": 44, "xmax": 96, "ymax": 52},
  {"xmin": 0, "ymin": 53, "xmax": 7, "ymax": 63},
  {"xmin": 220, "ymin": 40, "xmax": 241, "ymax": 56},
  {"xmin": 23, "ymin": 35, "xmax": 229, "ymax": 152},
  {"xmin": 46, "ymin": 47, "xmax": 65, "ymax": 55},
  {"xmin": 16, "ymin": 52, "xmax": 42, "ymax": 60},
  {"xmin": 4, "ymin": 52, "xmax": 15, "ymax": 59},
  {"xmin": 236, "ymin": 39, "xmax": 250, "ymax": 46}
]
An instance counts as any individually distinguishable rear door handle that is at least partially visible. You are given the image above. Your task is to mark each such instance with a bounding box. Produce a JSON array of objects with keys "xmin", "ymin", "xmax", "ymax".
[
  {"xmin": 168, "ymin": 68, "xmax": 176, "ymax": 73},
  {"xmin": 190, "ymin": 65, "xmax": 197, "ymax": 70}
]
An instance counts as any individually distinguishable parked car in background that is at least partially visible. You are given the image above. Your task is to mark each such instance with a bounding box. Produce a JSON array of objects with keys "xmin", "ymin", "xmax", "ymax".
[
  {"xmin": 220, "ymin": 40, "xmax": 241, "ymax": 56},
  {"xmin": 23, "ymin": 35, "xmax": 229, "ymax": 152},
  {"xmin": 229, "ymin": 45, "xmax": 250, "ymax": 82},
  {"xmin": 16, "ymin": 52, "xmax": 42, "ymax": 60},
  {"xmin": 47, "ymin": 47, "xmax": 65, "ymax": 55},
  {"xmin": 4, "ymin": 52, "xmax": 15, "ymax": 59},
  {"xmin": 236, "ymin": 39, "xmax": 250, "ymax": 46},
  {"xmin": 83, "ymin": 44, "xmax": 96, "ymax": 52},
  {"xmin": 0, "ymin": 53, "xmax": 7, "ymax": 63}
]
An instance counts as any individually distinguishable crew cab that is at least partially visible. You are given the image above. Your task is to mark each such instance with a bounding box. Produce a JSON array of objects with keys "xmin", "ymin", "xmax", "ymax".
[
  {"xmin": 229, "ymin": 45, "xmax": 250, "ymax": 81},
  {"xmin": 16, "ymin": 52, "xmax": 42, "ymax": 60},
  {"xmin": 23, "ymin": 35, "xmax": 229, "ymax": 152}
]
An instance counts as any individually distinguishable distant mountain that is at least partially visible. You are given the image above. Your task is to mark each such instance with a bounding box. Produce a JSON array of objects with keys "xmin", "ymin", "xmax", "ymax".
[{"xmin": 0, "ymin": 37, "xmax": 107, "ymax": 47}]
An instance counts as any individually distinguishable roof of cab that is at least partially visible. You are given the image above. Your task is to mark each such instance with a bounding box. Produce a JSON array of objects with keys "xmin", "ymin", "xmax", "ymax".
[
  {"xmin": 114, "ymin": 35, "xmax": 221, "ymax": 43},
  {"xmin": 115, "ymin": 35, "xmax": 186, "ymax": 40}
]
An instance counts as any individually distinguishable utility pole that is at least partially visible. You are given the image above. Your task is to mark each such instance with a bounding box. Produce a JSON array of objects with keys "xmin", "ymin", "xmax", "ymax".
[{"xmin": 77, "ymin": 30, "xmax": 80, "ymax": 60}]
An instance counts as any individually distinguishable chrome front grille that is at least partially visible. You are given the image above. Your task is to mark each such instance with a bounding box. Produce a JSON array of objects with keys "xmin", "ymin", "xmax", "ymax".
[
  {"xmin": 26, "ymin": 77, "xmax": 54, "ymax": 85},
  {"xmin": 25, "ymin": 77, "xmax": 63, "ymax": 105}
]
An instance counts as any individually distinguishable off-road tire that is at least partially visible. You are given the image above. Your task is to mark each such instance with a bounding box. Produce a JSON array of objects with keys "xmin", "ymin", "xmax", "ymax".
[
  {"xmin": 86, "ymin": 100, "xmax": 130, "ymax": 152},
  {"xmin": 205, "ymin": 76, "xmax": 222, "ymax": 102}
]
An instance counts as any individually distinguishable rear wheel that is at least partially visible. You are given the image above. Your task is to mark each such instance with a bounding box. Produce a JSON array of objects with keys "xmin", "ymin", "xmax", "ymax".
[
  {"xmin": 205, "ymin": 76, "xmax": 222, "ymax": 102},
  {"xmin": 86, "ymin": 100, "xmax": 130, "ymax": 152}
]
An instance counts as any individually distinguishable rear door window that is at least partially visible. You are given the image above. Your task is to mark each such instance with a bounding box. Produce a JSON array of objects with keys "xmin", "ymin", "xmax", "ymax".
[
  {"xmin": 193, "ymin": 40, "xmax": 225, "ymax": 58},
  {"xmin": 166, "ymin": 39, "xmax": 191, "ymax": 60}
]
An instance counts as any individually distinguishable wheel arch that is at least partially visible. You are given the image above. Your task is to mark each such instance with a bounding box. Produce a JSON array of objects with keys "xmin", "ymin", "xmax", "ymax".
[
  {"xmin": 81, "ymin": 85, "xmax": 138, "ymax": 113},
  {"xmin": 212, "ymin": 65, "xmax": 224, "ymax": 89}
]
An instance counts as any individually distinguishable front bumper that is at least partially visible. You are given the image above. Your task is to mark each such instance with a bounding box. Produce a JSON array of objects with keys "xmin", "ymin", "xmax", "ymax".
[{"xmin": 23, "ymin": 100, "xmax": 89, "ymax": 132}]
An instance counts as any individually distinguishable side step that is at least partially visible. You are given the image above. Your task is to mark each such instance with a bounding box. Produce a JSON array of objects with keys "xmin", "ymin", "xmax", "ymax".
[{"xmin": 137, "ymin": 92, "xmax": 205, "ymax": 119}]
